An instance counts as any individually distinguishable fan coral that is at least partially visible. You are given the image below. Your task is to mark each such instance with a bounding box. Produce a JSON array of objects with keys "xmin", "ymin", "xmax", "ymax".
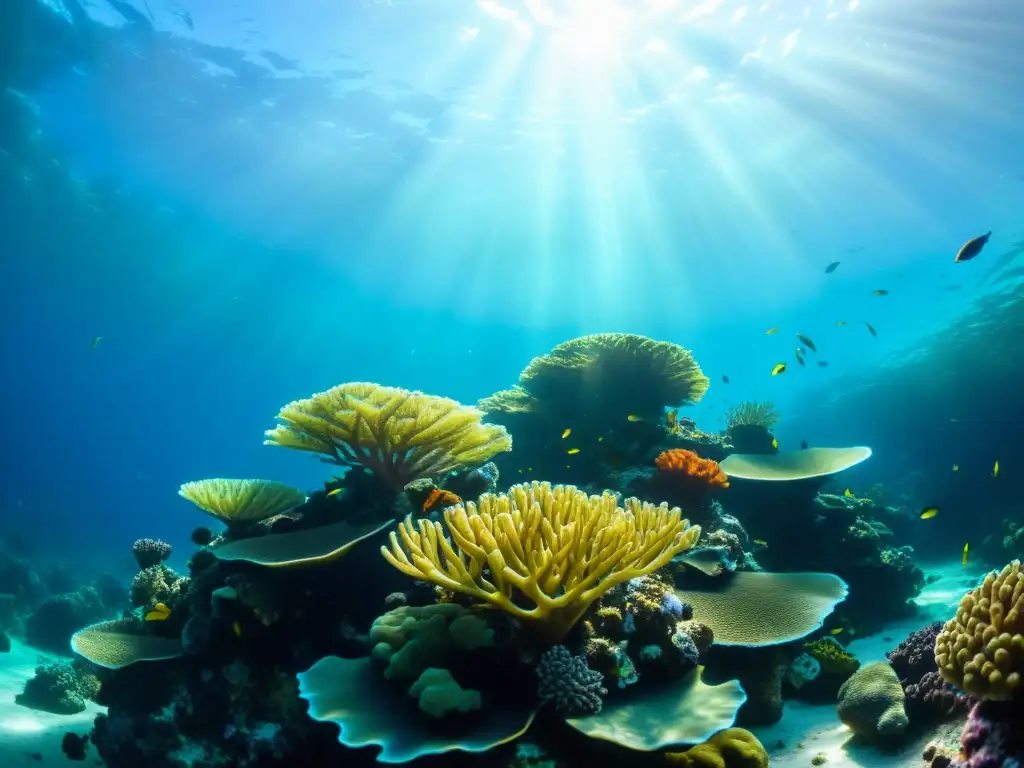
[
  {"xmin": 655, "ymin": 449, "xmax": 730, "ymax": 489},
  {"xmin": 935, "ymin": 559, "xmax": 1024, "ymax": 699},
  {"xmin": 178, "ymin": 479, "xmax": 306, "ymax": 526},
  {"xmin": 381, "ymin": 481, "xmax": 701, "ymax": 643},
  {"xmin": 725, "ymin": 400, "xmax": 779, "ymax": 431},
  {"xmin": 265, "ymin": 382, "xmax": 511, "ymax": 488},
  {"xmin": 535, "ymin": 645, "xmax": 607, "ymax": 716},
  {"xmin": 132, "ymin": 538, "xmax": 171, "ymax": 570}
]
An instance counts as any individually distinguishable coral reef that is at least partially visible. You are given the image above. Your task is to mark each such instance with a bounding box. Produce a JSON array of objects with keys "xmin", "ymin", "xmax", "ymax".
[
  {"xmin": 664, "ymin": 727, "xmax": 769, "ymax": 767},
  {"xmin": 836, "ymin": 661, "xmax": 909, "ymax": 740},
  {"xmin": 535, "ymin": 645, "xmax": 607, "ymax": 716},
  {"xmin": 887, "ymin": 622, "xmax": 972, "ymax": 722},
  {"xmin": 724, "ymin": 400, "xmax": 779, "ymax": 455},
  {"xmin": 15, "ymin": 660, "xmax": 101, "ymax": 715},
  {"xmin": 654, "ymin": 449, "xmax": 730, "ymax": 522},
  {"xmin": 25, "ymin": 581, "xmax": 124, "ymax": 655},
  {"xmin": 797, "ymin": 636, "xmax": 859, "ymax": 700},
  {"xmin": 132, "ymin": 538, "xmax": 172, "ymax": 569},
  {"xmin": 951, "ymin": 698, "xmax": 1024, "ymax": 767},
  {"xmin": 265, "ymin": 382, "xmax": 511, "ymax": 489}
]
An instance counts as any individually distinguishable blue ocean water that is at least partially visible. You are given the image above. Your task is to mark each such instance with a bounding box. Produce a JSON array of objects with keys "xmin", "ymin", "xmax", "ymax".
[{"xmin": 0, "ymin": 2, "xmax": 1023, "ymax": 763}]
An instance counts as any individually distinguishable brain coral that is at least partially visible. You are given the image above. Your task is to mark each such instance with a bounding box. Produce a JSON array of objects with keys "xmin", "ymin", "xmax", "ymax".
[
  {"xmin": 836, "ymin": 662, "xmax": 909, "ymax": 739},
  {"xmin": 935, "ymin": 559, "xmax": 1024, "ymax": 700},
  {"xmin": 665, "ymin": 727, "xmax": 769, "ymax": 767}
]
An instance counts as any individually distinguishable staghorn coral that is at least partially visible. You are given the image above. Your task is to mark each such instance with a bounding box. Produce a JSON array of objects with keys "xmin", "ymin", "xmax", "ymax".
[
  {"xmin": 836, "ymin": 662, "xmax": 909, "ymax": 739},
  {"xmin": 935, "ymin": 559, "xmax": 1024, "ymax": 700},
  {"xmin": 264, "ymin": 382, "xmax": 511, "ymax": 489},
  {"xmin": 132, "ymin": 538, "xmax": 171, "ymax": 570},
  {"xmin": 480, "ymin": 334, "xmax": 710, "ymax": 420},
  {"xmin": 178, "ymin": 479, "xmax": 306, "ymax": 526},
  {"xmin": 724, "ymin": 400, "xmax": 779, "ymax": 431},
  {"xmin": 381, "ymin": 482, "xmax": 700, "ymax": 643},
  {"xmin": 535, "ymin": 645, "xmax": 607, "ymax": 716}
]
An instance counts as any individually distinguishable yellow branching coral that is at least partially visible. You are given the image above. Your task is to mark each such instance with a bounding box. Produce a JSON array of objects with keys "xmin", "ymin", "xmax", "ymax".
[
  {"xmin": 178, "ymin": 478, "xmax": 306, "ymax": 525},
  {"xmin": 935, "ymin": 559, "xmax": 1024, "ymax": 700},
  {"xmin": 381, "ymin": 481, "xmax": 701, "ymax": 643},
  {"xmin": 265, "ymin": 382, "xmax": 512, "ymax": 489},
  {"xmin": 480, "ymin": 333, "xmax": 709, "ymax": 419}
]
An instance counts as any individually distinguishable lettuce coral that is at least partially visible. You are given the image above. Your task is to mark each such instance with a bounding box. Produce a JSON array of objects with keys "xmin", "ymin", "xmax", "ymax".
[
  {"xmin": 935, "ymin": 559, "xmax": 1024, "ymax": 700},
  {"xmin": 264, "ymin": 382, "xmax": 511, "ymax": 488},
  {"xmin": 381, "ymin": 481, "xmax": 701, "ymax": 643}
]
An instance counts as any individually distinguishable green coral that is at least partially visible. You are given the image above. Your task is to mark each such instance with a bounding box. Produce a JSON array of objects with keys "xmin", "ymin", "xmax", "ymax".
[
  {"xmin": 836, "ymin": 662, "xmax": 908, "ymax": 739},
  {"xmin": 804, "ymin": 637, "xmax": 860, "ymax": 678},
  {"xmin": 664, "ymin": 727, "xmax": 769, "ymax": 767}
]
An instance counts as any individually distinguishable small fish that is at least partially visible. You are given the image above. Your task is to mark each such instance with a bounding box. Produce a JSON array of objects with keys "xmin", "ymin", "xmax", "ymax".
[
  {"xmin": 667, "ymin": 409, "xmax": 679, "ymax": 428},
  {"xmin": 753, "ymin": 539, "xmax": 768, "ymax": 547},
  {"xmin": 722, "ymin": 375, "xmax": 730, "ymax": 384},
  {"xmin": 920, "ymin": 506, "xmax": 940, "ymax": 520},
  {"xmin": 232, "ymin": 620, "xmax": 242, "ymax": 637},
  {"xmin": 771, "ymin": 363, "xmax": 786, "ymax": 376},
  {"xmin": 326, "ymin": 488, "xmax": 342, "ymax": 497},
  {"xmin": 844, "ymin": 488, "xmax": 854, "ymax": 497},
  {"xmin": 817, "ymin": 360, "xmax": 829, "ymax": 368},
  {"xmin": 836, "ymin": 321, "xmax": 848, "ymax": 327},
  {"xmin": 597, "ymin": 436, "xmax": 604, "ymax": 442},
  {"xmin": 423, "ymin": 488, "xmax": 462, "ymax": 513},
  {"xmin": 862, "ymin": 321, "xmax": 877, "ymax": 337},
  {"xmin": 672, "ymin": 546, "xmax": 737, "ymax": 577},
  {"xmin": 561, "ymin": 428, "xmax": 571, "ymax": 439},
  {"xmin": 825, "ymin": 261, "xmax": 840, "ymax": 274},
  {"xmin": 962, "ymin": 542, "xmax": 970, "ymax": 566},
  {"xmin": 89, "ymin": 336, "xmax": 103, "ymax": 349},
  {"xmin": 871, "ymin": 289, "xmax": 889, "ymax": 296},
  {"xmin": 567, "ymin": 448, "xmax": 581, "ymax": 455},
  {"xmin": 771, "ymin": 437, "xmax": 779, "ymax": 449},
  {"xmin": 795, "ymin": 348, "xmax": 806, "ymax": 367},
  {"xmin": 517, "ymin": 469, "xmax": 523, "ymax": 473},
  {"xmin": 765, "ymin": 327, "xmax": 780, "ymax": 335},
  {"xmin": 800, "ymin": 440, "xmax": 808, "ymax": 449},
  {"xmin": 145, "ymin": 602, "xmax": 171, "ymax": 622},
  {"xmin": 952, "ymin": 464, "xmax": 959, "ymax": 471},
  {"xmin": 830, "ymin": 628, "xmax": 844, "ymax": 636},
  {"xmin": 626, "ymin": 414, "xmax": 642, "ymax": 422},
  {"xmin": 954, "ymin": 231, "xmax": 991, "ymax": 263},
  {"xmin": 796, "ymin": 333, "xmax": 817, "ymax": 352},
  {"xmin": 993, "ymin": 460, "xmax": 1000, "ymax": 478}
]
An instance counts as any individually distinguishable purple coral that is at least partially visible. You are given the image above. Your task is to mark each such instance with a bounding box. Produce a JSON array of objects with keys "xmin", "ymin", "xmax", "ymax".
[
  {"xmin": 887, "ymin": 622, "xmax": 943, "ymax": 685},
  {"xmin": 952, "ymin": 699, "xmax": 1024, "ymax": 768},
  {"xmin": 906, "ymin": 672, "xmax": 972, "ymax": 719},
  {"xmin": 660, "ymin": 592, "xmax": 692, "ymax": 621},
  {"xmin": 536, "ymin": 645, "xmax": 607, "ymax": 716},
  {"xmin": 132, "ymin": 538, "xmax": 172, "ymax": 570}
]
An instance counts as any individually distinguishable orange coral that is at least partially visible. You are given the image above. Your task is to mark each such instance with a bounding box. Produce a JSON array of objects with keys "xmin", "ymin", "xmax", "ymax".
[
  {"xmin": 422, "ymin": 488, "xmax": 462, "ymax": 514},
  {"xmin": 655, "ymin": 449, "xmax": 729, "ymax": 489}
]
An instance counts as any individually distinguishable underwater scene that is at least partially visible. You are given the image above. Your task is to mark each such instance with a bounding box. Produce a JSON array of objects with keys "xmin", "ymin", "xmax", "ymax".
[{"xmin": 2, "ymin": 0, "xmax": 1024, "ymax": 766}]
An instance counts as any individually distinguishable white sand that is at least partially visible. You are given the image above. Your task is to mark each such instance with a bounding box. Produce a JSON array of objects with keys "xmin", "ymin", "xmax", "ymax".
[
  {"xmin": 753, "ymin": 559, "xmax": 982, "ymax": 767},
  {"xmin": 0, "ymin": 639, "xmax": 104, "ymax": 761}
]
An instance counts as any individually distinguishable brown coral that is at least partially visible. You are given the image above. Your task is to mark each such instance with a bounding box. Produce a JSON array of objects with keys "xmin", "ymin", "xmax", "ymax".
[{"xmin": 935, "ymin": 559, "xmax": 1024, "ymax": 700}]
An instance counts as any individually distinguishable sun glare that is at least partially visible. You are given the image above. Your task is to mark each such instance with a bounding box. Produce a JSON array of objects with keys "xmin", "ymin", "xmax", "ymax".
[{"xmin": 551, "ymin": 2, "xmax": 633, "ymax": 64}]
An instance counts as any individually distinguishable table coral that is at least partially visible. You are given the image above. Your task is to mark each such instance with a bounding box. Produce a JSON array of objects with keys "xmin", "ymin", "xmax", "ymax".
[
  {"xmin": 935, "ymin": 559, "xmax": 1024, "ymax": 700},
  {"xmin": 178, "ymin": 478, "xmax": 306, "ymax": 526}
]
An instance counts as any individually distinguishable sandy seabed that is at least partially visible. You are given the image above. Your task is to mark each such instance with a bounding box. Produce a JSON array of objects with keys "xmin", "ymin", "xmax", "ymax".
[{"xmin": 753, "ymin": 559, "xmax": 981, "ymax": 767}]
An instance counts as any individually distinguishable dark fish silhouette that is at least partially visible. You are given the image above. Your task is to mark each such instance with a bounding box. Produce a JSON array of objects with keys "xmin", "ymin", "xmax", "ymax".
[
  {"xmin": 817, "ymin": 360, "xmax": 829, "ymax": 368},
  {"xmin": 954, "ymin": 231, "xmax": 991, "ymax": 263},
  {"xmin": 871, "ymin": 289, "xmax": 889, "ymax": 296},
  {"xmin": 722, "ymin": 375, "xmax": 730, "ymax": 384},
  {"xmin": 796, "ymin": 333, "xmax": 816, "ymax": 352},
  {"xmin": 795, "ymin": 348, "xmax": 806, "ymax": 367},
  {"xmin": 825, "ymin": 261, "xmax": 840, "ymax": 273},
  {"xmin": 862, "ymin": 321, "xmax": 877, "ymax": 337},
  {"xmin": 800, "ymin": 440, "xmax": 809, "ymax": 449}
]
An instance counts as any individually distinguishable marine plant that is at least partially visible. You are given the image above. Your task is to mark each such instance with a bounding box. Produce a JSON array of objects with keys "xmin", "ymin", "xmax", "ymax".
[
  {"xmin": 380, "ymin": 481, "xmax": 701, "ymax": 643},
  {"xmin": 265, "ymin": 382, "xmax": 511, "ymax": 489},
  {"xmin": 724, "ymin": 400, "xmax": 779, "ymax": 431}
]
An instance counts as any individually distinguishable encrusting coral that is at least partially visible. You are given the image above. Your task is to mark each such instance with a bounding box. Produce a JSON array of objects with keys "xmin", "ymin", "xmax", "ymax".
[
  {"xmin": 264, "ymin": 382, "xmax": 511, "ymax": 489},
  {"xmin": 380, "ymin": 481, "xmax": 701, "ymax": 643},
  {"xmin": 178, "ymin": 478, "xmax": 306, "ymax": 526},
  {"xmin": 935, "ymin": 559, "xmax": 1024, "ymax": 700}
]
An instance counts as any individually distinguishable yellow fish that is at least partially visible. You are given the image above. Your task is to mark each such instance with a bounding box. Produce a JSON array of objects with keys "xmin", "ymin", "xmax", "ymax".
[
  {"xmin": 952, "ymin": 464, "xmax": 959, "ymax": 471},
  {"xmin": 771, "ymin": 438, "xmax": 779, "ymax": 449},
  {"xmin": 993, "ymin": 460, "xmax": 1000, "ymax": 478},
  {"xmin": 666, "ymin": 409, "xmax": 679, "ymax": 428},
  {"xmin": 626, "ymin": 414, "xmax": 642, "ymax": 422},
  {"xmin": 765, "ymin": 327, "xmax": 780, "ymax": 335},
  {"xmin": 561, "ymin": 428, "xmax": 571, "ymax": 439},
  {"xmin": 145, "ymin": 602, "xmax": 171, "ymax": 622},
  {"xmin": 771, "ymin": 363, "xmax": 786, "ymax": 376},
  {"xmin": 326, "ymin": 488, "xmax": 342, "ymax": 497},
  {"xmin": 835, "ymin": 321, "xmax": 847, "ymax": 327},
  {"xmin": 920, "ymin": 506, "xmax": 940, "ymax": 520},
  {"xmin": 830, "ymin": 628, "xmax": 844, "ymax": 635},
  {"xmin": 844, "ymin": 488, "xmax": 854, "ymax": 497},
  {"xmin": 232, "ymin": 620, "xmax": 242, "ymax": 637},
  {"xmin": 567, "ymin": 448, "xmax": 581, "ymax": 455},
  {"xmin": 89, "ymin": 336, "xmax": 103, "ymax": 350},
  {"xmin": 753, "ymin": 539, "xmax": 768, "ymax": 547},
  {"xmin": 962, "ymin": 542, "xmax": 970, "ymax": 567}
]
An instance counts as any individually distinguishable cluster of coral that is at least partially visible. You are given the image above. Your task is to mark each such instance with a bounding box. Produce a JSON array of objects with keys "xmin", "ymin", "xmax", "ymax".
[{"xmin": 2, "ymin": 332, "xmax": 956, "ymax": 767}]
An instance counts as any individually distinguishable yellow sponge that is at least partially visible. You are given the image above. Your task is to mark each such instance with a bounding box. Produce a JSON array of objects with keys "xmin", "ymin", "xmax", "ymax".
[
  {"xmin": 664, "ymin": 728, "xmax": 769, "ymax": 767},
  {"xmin": 935, "ymin": 559, "xmax": 1024, "ymax": 700}
]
